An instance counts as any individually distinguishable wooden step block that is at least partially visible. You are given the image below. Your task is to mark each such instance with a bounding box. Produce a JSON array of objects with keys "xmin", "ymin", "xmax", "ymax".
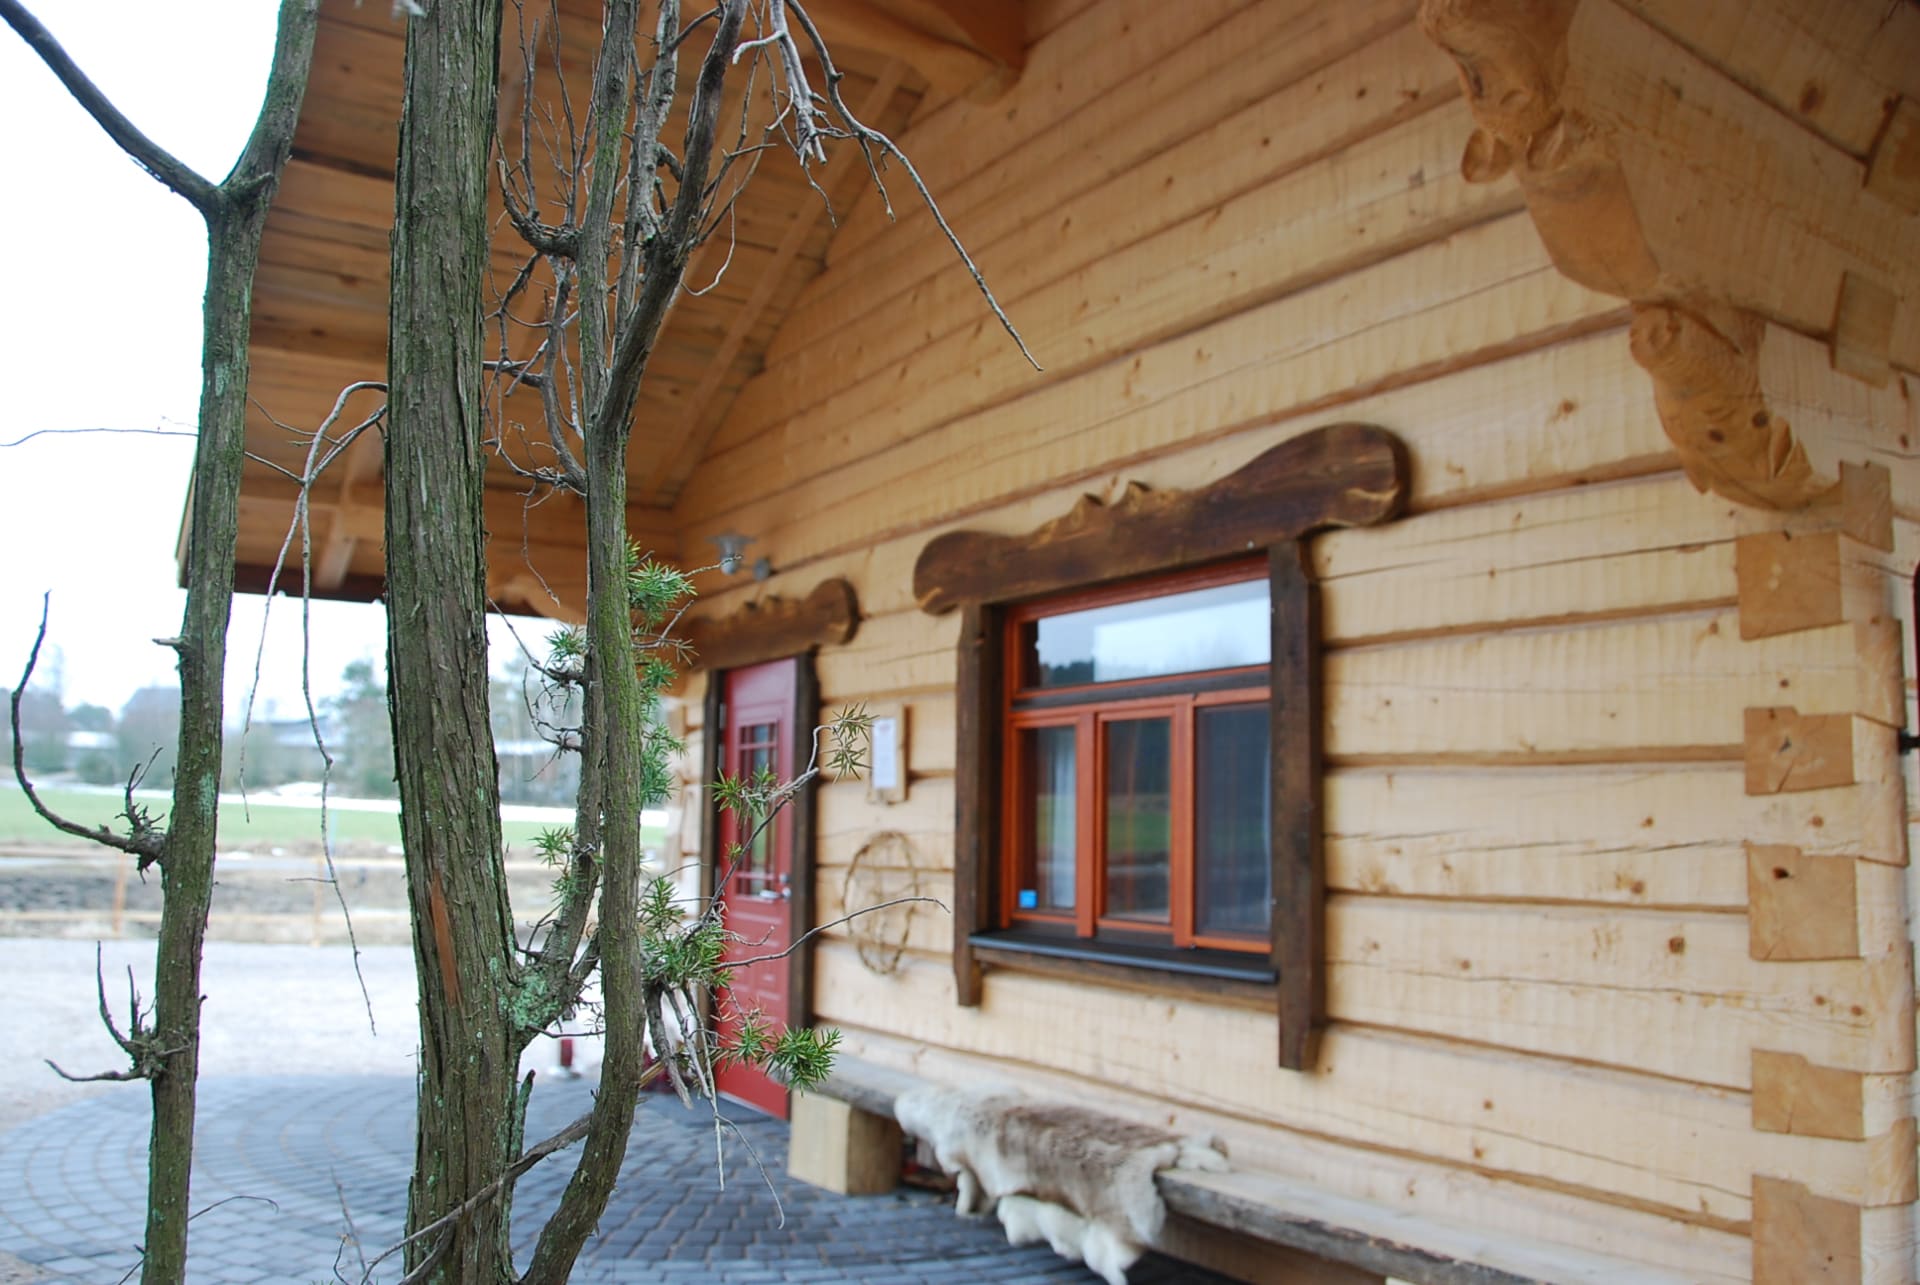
[{"xmin": 787, "ymin": 1091, "xmax": 903, "ymax": 1196}]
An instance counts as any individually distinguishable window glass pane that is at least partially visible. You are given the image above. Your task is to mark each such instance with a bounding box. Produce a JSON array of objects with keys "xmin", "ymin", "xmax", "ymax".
[
  {"xmin": 1195, "ymin": 704, "xmax": 1270, "ymax": 939},
  {"xmin": 1017, "ymin": 726, "xmax": 1077, "ymax": 913},
  {"xmin": 1025, "ymin": 578, "xmax": 1268, "ymax": 688},
  {"xmin": 1103, "ymin": 718, "xmax": 1171, "ymax": 924}
]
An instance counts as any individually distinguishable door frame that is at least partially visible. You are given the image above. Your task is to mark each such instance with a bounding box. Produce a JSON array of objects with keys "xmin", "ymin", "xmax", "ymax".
[{"xmin": 699, "ymin": 651, "xmax": 821, "ymax": 1047}]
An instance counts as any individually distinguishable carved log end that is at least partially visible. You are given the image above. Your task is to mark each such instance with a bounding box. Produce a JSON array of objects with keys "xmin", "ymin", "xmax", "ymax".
[
  {"xmin": 1273, "ymin": 422, "xmax": 1412, "ymax": 532},
  {"xmin": 1418, "ymin": 0, "xmax": 1576, "ymax": 146},
  {"xmin": 1629, "ymin": 304, "xmax": 1823, "ymax": 510},
  {"xmin": 807, "ymin": 576, "xmax": 861, "ymax": 646},
  {"xmin": 1460, "ymin": 128, "xmax": 1514, "ymax": 183},
  {"xmin": 913, "ymin": 533, "xmax": 975, "ymax": 616}
]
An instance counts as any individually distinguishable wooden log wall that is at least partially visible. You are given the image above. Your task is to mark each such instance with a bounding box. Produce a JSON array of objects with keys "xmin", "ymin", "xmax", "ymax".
[{"xmin": 663, "ymin": 0, "xmax": 1920, "ymax": 1278}]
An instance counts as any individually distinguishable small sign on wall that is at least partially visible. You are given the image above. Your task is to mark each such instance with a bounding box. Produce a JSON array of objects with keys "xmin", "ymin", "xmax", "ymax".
[{"xmin": 866, "ymin": 702, "xmax": 907, "ymax": 804}]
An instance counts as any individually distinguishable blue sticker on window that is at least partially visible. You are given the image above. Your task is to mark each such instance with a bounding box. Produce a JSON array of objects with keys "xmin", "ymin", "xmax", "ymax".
[{"xmin": 1017, "ymin": 889, "xmax": 1039, "ymax": 910}]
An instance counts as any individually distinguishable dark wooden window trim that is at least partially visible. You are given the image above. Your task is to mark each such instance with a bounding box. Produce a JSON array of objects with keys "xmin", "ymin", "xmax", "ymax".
[
  {"xmin": 789, "ymin": 654, "xmax": 821, "ymax": 1028},
  {"xmin": 1269, "ymin": 540, "xmax": 1322, "ymax": 1070},
  {"xmin": 953, "ymin": 602, "xmax": 1001, "ymax": 1008},
  {"xmin": 917, "ymin": 424, "xmax": 1409, "ymax": 1071}
]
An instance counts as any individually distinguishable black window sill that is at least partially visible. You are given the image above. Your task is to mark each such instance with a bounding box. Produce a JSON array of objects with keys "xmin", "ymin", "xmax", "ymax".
[{"xmin": 969, "ymin": 930, "xmax": 1276, "ymax": 1003}]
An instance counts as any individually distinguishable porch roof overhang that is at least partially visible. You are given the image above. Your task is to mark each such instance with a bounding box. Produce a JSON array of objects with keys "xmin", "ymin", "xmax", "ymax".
[
  {"xmin": 187, "ymin": 0, "xmax": 1027, "ymax": 622},
  {"xmin": 191, "ymin": 0, "xmax": 1920, "ymax": 623}
]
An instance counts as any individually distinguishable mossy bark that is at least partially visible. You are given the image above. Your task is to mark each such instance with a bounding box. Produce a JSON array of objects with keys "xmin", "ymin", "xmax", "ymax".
[
  {"xmin": 140, "ymin": 6, "xmax": 318, "ymax": 1281},
  {"xmin": 141, "ymin": 204, "xmax": 267, "ymax": 1285},
  {"xmin": 384, "ymin": 1, "xmax": 519, "ymax": 1279}
]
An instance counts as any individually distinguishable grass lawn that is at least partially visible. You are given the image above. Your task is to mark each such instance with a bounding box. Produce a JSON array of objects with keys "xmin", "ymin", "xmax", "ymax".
[{"xmin": 0, "ymin": 784, "xmax": 662, "ymax": 855}]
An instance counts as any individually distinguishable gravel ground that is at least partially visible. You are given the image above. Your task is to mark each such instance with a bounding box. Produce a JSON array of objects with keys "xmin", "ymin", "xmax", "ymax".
[
  {"xmin": 0, "ymin": 849, "xmax": 604, "ymax": 1134},
  {"xmin": 0, "ymin": 938, "xmax": 430, "ymax": 1135}
]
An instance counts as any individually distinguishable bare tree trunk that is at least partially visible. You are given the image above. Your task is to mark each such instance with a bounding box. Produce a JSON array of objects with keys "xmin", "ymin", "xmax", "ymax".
[
  {"xmin": 368, "ymin": 1, "xmax": 1017, "ymax": 1276},
  {"xmin": 0, "ymin": 4, "xmax": 317, "ymax": 1281},
  {"xmin": 383, "ymin": 1, "xmax": 517, "ymax": 1279}
]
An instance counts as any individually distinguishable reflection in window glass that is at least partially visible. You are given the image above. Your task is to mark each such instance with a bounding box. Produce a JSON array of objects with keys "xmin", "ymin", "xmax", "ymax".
[
  {"xmin": 1103, "ymin": 718, "xmax": 1170, "ymax": 923},
  {"xmin": 1195, "ymin": 704, "xmax": 1270, "ymax": 939},
  {"xmin": 1025, "ymin": 578, "xmax": 1268, "ymax": 688},
  {"xmin": 1018, "ymin": 726, "xmax": 1077, "ymax": 913}
]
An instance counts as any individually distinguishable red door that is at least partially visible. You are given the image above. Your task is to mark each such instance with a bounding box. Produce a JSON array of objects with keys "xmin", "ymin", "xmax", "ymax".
[{"xmin": 713, "ymin": 658, "xmax": 797, "ymax": 1117}]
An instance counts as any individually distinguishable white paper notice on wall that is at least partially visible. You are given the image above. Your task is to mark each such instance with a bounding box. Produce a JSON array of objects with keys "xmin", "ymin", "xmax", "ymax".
[
  {"xmin": 871, "ymin": 717, "xmax": 899, "ymax": 790},
  {"xmin": 866, "ymin": 704, "xmax": 906, "ymax": 804}
]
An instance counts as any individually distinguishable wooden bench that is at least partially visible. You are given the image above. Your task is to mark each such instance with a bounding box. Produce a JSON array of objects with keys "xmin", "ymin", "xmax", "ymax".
[{"xmin": 790, "ymin": 1057, "xmax": 1701, "ymax": 1285}]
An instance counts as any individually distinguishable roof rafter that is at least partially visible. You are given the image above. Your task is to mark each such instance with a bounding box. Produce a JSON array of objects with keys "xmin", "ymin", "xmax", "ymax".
[{"xmin": 805, "ymin": 0, "xmax": 1025, "ymax": 100}]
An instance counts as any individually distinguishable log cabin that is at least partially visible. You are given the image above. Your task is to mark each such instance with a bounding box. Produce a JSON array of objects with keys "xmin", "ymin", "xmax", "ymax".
[{"xmin": 197, "ymin": 0, "xmax": 1920, "ymax": 1279}]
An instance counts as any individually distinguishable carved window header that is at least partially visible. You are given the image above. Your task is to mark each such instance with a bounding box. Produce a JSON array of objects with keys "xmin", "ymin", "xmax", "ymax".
[
  {"xmin": 681, "ymin": 577, "xmax": 859, "ymax": 673},
  {"xmin": 912, "ymin": 423, "xmax": 1409, "ymax": 615}
]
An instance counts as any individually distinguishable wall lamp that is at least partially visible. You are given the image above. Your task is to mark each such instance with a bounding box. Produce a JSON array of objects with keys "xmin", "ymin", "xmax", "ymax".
[{"xmin": 708, "ymin": 531, "xmax": 774, "ymax": 581}]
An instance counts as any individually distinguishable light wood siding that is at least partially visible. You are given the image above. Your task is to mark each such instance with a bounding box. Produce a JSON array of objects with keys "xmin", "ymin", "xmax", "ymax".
[{"xmin": 664, "ymin": 2, "xmax": 1919, "ymax": 1278}]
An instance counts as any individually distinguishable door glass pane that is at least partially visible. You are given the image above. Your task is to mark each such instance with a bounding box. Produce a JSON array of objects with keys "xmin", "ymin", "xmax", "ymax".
[
  {"xmin": 1103, "ymin": 717, "xmax": 1171, "ymax": 923},
  {"xmin": 738, "ymin": 725, "xmax": 776, "ymax": 881},
  {"xmin": 1195, "ymin": 704, "xmax": 1270, "ymax": 939},
  {"xmin": 1017, "ymin": 726, "xmax": 1077, "ymax": 913},
  {"xmin": 1023, "ymin": 578, "xmax": 1268, "ymax": 688}
]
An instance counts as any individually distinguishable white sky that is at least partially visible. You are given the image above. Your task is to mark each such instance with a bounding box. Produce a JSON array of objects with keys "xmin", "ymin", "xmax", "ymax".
[{"xmin": 0, "ymin": 2, "xmax": 527, "ymax": 722}]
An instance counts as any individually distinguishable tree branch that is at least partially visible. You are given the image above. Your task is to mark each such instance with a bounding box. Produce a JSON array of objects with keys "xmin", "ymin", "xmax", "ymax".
[
  {"xmin": 44, "ymin": 944, "xmax": 175, "ymax": 1082},
  {"xmin": 0, "ymin": 0, "xmax": 220, "ymax": 213},
  {"xmin": 781, "ymin": 0, "xmax": 1039, "ymax": 370},
  {"xmin": 10, "ymin": 596, "xmax": 160, "ymax": 860},
  {"xmin": 727, "ymin": 894, "xmax": 947, "ymax": 968},
  {"xmin": 592, "ymin": 0, "xmax": 745, "ymax": 444},
  {"xmin": 0, "ymin": 424, "xmax": 199, "ymax": 449},
  {"xmin": 220, "ymin": 0, "xmax": 322, "ymax": 205}
]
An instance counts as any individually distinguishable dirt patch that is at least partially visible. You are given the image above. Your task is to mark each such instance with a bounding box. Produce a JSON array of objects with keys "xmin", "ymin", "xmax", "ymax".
[{"xmin": 0, "ymin": 1250, "xmax": 46, "ymax": 1283}]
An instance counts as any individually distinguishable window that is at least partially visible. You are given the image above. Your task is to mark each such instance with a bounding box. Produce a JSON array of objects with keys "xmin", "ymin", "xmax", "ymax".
[
  {"xmin": 998, "ymin": 560, "xmax": 1272, "ymax": 959},
  {"xmin": 914, "ymin": 422, "xmax": 1412, "ymax": 1070}
]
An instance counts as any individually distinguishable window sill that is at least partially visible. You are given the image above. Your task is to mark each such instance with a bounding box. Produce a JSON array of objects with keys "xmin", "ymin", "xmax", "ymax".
[{"xmin": 969, "ymin": 931, "xmax": 1276, "ymax": 1005}]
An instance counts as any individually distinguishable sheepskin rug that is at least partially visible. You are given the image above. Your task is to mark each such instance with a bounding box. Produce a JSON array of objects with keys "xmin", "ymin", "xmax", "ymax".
[{"xmin": 894, "ymin": 1084, "xmax": 1228, "ymax": 1285}]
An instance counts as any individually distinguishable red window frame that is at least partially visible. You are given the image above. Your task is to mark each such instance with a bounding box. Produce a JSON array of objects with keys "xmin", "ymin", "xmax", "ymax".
[{"xmin": 998, "ymin": 558, "xmax": 1270, "ymax": 955}]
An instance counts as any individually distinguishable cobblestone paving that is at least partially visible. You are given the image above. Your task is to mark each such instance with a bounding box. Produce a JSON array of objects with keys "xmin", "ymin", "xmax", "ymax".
[{"xmin": 0, "ymin": 1075, "xmax": 1237, "ymax": 1284}]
